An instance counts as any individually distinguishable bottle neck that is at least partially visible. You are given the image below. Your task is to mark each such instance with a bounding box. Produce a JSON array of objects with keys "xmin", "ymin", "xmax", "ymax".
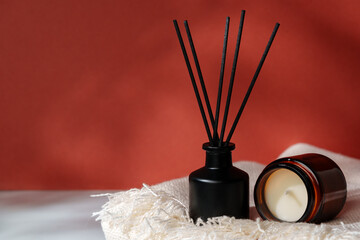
[
  {"xmin": 205, "ymin": 150, "xmax": 233, "ymax": 169},
  {"xmin": 203, "ymin": 142, "xmax": 235, "ymax": 169}
]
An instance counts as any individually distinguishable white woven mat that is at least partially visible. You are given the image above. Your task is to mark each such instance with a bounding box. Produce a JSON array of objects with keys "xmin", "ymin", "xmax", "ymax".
[{"xmin": 94, "ymin": 143, "xmax": 360, "ymax": 239}]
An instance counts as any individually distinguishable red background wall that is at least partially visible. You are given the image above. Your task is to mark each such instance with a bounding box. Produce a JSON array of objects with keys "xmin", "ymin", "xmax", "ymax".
[{"xmin": 1, "ymin": 0, "xmax": 360, "ymax": 189}]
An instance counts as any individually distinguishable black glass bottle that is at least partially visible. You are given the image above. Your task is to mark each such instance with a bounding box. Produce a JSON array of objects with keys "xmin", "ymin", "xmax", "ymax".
[{"xmin": 189, "ymin": 142, "xmax": 249, "ymax": 221}]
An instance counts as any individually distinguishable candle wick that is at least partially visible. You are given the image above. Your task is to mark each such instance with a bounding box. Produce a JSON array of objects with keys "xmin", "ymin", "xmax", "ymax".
[{"xmin": 285, "ymin": 190, "xmax": 302, "ymax": 206}]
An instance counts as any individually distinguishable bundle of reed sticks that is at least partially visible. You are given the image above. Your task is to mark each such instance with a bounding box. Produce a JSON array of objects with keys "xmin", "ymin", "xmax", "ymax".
[{"xmin": 174, "ymin": 10, "xmax": 279, "ymax": 147}]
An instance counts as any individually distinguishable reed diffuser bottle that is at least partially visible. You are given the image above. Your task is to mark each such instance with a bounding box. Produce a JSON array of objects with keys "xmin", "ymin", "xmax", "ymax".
[
  {"xmin": 174, "ymin": 11, "xmax": 279, "ymax": 221},
  {"xmin": 189, "ymin": 142, "xmax": 249, "ymax": 220}
]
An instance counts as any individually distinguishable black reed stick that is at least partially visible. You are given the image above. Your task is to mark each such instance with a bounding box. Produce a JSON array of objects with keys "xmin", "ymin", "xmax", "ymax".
[
  {"xmin": 225, "ymin": 23, "xmax": 280, "ymax": 145},
  {"xmin": 173, "ymin": 20, "xmax": 213, "ymax": 142},
  {"xmin": 213, "ymin": 17, "xmax": 230, "ymax": 143},
  {"xmin": 219, "ymin": 11, "xmax": 245, "ymax": 146},
  {"xmin": 184, "ymin": 20, "xmax": 216, "ymax": 131}
]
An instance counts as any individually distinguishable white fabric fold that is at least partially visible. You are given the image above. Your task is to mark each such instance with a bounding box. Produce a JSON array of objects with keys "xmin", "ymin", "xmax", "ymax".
[{"xmin": 95, "ymin": 143, "xmax": 360, "ymax": 239}]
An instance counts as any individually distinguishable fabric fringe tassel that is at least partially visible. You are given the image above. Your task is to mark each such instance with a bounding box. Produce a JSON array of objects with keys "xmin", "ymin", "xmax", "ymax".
[{"xmin": 93, "ymin": 184, "xmax": 360, "ymax": 240}]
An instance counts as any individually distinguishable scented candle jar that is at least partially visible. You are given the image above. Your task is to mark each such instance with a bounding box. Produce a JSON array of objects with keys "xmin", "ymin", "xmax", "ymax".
[{"xmin": 254, "ymin": 153, "xmax": 347, "ymax": 223}]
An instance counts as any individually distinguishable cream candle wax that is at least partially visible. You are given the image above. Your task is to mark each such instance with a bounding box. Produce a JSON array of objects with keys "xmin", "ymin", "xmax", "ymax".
[
  {"xmin": 264, "ymin": 168, "xmax": 308, "ymax": 222},
  {"xmin": 254, "ymin": 153, "xmax": 347, "ymax": 223}
]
